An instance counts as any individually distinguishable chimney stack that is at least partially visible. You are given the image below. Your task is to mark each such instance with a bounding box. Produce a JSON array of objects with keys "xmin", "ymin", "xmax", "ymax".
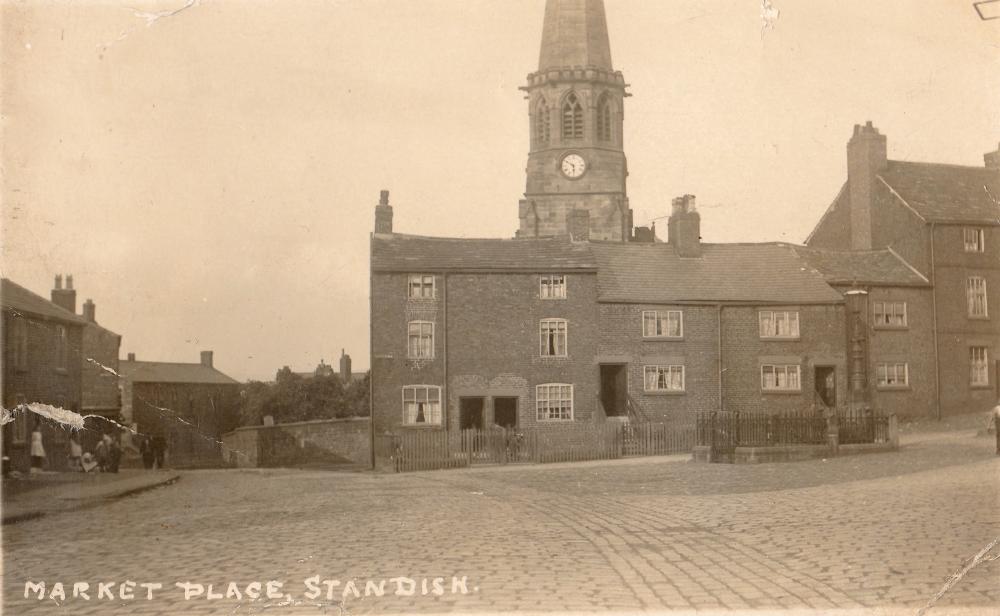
[
  {"xmin": 847, "ymin": 121, "xmax": 887, "ymax": 250},
  {"xmin": 667, "ymin": 195, "xmax": 702, "ymax": 257},
  {"xmin": 127, "ymin": 352, "xmax": 136, "ymax": 362},
  {"xmin": 566, "ymin": 209, "xmax": 591, "ymax": 242},
  {"xmin": 83, "ymin": 299, "xmax": 96, "ymax": 322},
  {"xmin": 374, "ymin": 190, "xmax": 393, "ymax": 234},
  {"xmin": 340, "ymin": 348, "xmax": 352, "ymax": 383},
  {"xmin": 201, "ymin": 350, "xmax": 214, "ymax": 368},
  {"xmin": 985, "ymin": 142, "xmax": 1000, "ymax": 170},
  {"xmin": 51, "ymin": 273, "xmax": 77, "ymax": 314}
]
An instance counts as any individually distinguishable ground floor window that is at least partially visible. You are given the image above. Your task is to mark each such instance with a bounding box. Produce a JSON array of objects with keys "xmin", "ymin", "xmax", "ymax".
[
  {"xmin": 643, "ymin": 365, "xmax": 685, "ymax": 392},
  {"xmin": 970, "ymin": 347, "xmax": 989, "ymax": 386},
  {"xmin": 402, "ymin": 385, "xmax": 442, "ymax": 425},
  {"xmin": 536, "ymin": 383, "xmax": 573, "ymax": 421},
  {"xmin": 761, "ymin": 364, "xmax": 801, "ymax": 391},
  {"xmin": 876, "ymin": 363, "xmax": 909, "ymax": 388}
]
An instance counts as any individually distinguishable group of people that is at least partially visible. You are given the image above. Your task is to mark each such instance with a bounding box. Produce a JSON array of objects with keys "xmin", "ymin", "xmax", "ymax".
[{"xmin": 27, "ymin": 423, "xmax": 169, "ymax": 473}]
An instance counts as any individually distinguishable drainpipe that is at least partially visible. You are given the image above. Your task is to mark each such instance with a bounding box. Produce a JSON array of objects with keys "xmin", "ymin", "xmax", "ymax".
[
  {"xmin": 717, "ymin": 304, "xmax": 724, "ymax": 412},
  {"xmin": 929, "ymin": 224, "xmax": 941, "ymax": 421},
  {"xmin": 442, "ymin": 273, "xmax": 449, "ymax": 431}
]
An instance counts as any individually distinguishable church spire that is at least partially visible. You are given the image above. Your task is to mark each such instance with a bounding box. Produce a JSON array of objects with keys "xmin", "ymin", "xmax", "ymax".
[{"xmin": 538, "ymin": 0, "xmax": 614, "ymax": 71}]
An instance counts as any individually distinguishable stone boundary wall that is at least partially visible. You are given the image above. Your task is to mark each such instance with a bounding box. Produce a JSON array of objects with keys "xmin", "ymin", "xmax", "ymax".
[{"xmin": 222, "ymin": 417, "xmax": 370, "ymax": 469}]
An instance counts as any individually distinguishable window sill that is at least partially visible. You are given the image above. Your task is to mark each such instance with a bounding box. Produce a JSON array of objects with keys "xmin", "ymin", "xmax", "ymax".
[
  {"xmin": 970, "ymin": 384, "xmax": 992, "ymax": 390},
  {"xmin": 538, "ymin": 355, "xmax": 570, "ymax": 360},
  {"xmin": 406, "ymin": 297, "xmax": 438, "ymax": 303},
  {"xmin": 642, "ymin": 336, "xmax": 685, "ymax": 341},
  {"xmin": 873, "ymin": 325, "xmax": 908, "ymax": 331},
  {"xmin": 54, "ymin": 368, "xmax": 68, "ymax": 375},
  {"xmin": 876, "ymin": 385, "xmax": 911, "ymax": 392},
  {"xmin": 536, "ymin": 418, "xmax": 574, "ymax": 423},
  {"xmin": 406, "ymin": 356, "xmax": 436, "ymax": 361},
  {"xmin": 643, "ymin": 390, "xmax": 686, "ymax": 396},
  {"xmin": 761, "ymin": 389, "xmax": 802, "ymax": 395},
  {"xmin": 759, "ymin": 337, "xmax": 801, "ymax": 342},
  {"xmin": 967, "ymin": 315, "xmax": 990, "ymax": 321},
  {"xmin": 539, "ymin": 297, "xmax": 567, "ymax": 301},
  {"xmin": 400, "ymin": 423, "xmax": 444, "ymax": 429}
]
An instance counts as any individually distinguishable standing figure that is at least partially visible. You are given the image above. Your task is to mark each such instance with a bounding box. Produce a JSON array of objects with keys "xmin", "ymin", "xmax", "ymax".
[
  {"xmin": 107, "ymin": 433, "xmax": 122, "ymax": 473},
  {"xmin": 68, "ymin": 432, "xmax": 83, "ymax": 471},
  {"xmin": 29, "ymin": 421, "xmax": 46, "ymax": 473},
  {"xmin": 139, "ymin": 436, "xmax": 155, "ymax": 470},
  {"xmin": 94, "ymin": 435, "xmax": 109, "ymax": 472},
  {"xmin": 992, "ymin": 400, "xmax": 1000, "ymax": 456},
  {"xmin": 151, "ymin": 435, "xmax": 167, "ymax": 469}
]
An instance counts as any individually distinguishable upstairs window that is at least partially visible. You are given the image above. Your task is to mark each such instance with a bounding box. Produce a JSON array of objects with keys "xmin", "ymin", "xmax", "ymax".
[
  {"xmin": 10, "ymin": 317, "xmax": 27, "ymax": 370},
  {"xmin": 536, "ymin": 383, "xmax": 573, "ymax": 421},
  {"xmin": 596, "ymin": 93, "xmax": 612, "ymax": 142},
  {"xmin": 970, "ymin": 347, "xmax": 989, "ymax": 386},
  {"xmin": 876, "ymin": 362, "xmax": 909, "ymax": 388},
  {"xmin": 562, "ymin": 92, "xmax": 583, "ymax": 140},
  {"xmin": 642, "ymin": 310, "xmax": 683, "ymax": 338},
  {"xmin": 540, "ymin": 275, "xmax": 567, "ymax": 299},
  {"xmin": 534, "ymin": 100, "xmax": 550, "ymax": 144},
  {"xmin": 873, "ymin": 301, "xmax": 907, "ymax": 328},
  {"xmin": 407, "ymin": 274, "xmax": 435, "ymax": 299},
  {"xmin": 760, "ymin": 311, "xmax": 800, "ymax": 339},
  {"xmin": 540, "ymin": 319, "xmax": 568, "ymax": 357},
  {"xmin": 967, "ymin": 277, "xmax": 988, "ymax": 318},
  {"xmin": 402, "ymin": 385, "xmax": 441, "ymax": 425},
  {"xmin": 644, "ymin": 365, "xmax": 685, "ymax": 392},
  {"xmin": 964, "ymin": 228, "xmax": 985, "ymax": 253},
  {"xmin": 55, "ymin": 325, "xmax": 68, "ymax": 370},
  {"xmin": 761, "ymin": 364, "xmax": 801, "ymax": 391},
  {"xmin": 407, "ymin": 321, "xmax": 434, "ymax": 359}
]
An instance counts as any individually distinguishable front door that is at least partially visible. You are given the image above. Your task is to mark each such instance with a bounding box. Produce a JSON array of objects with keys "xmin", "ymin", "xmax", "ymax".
[
  {"xmin": 599, "ymin": 364, "xmax": 628, "ymax": 416},
  {"xmin": 814, "ymin": 366, "xmax": 836, "ymax": 408},
  {"xmin": 459, "ymin": 397, "xmax": 485, "ymax": 431},
  {"xmin": 493, "ymin": 397, "xmax": 518, "ymax": 428}
]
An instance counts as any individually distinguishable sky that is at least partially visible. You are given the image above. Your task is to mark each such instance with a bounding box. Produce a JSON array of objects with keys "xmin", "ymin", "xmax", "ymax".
[{"xmin": 2, "ymin": 0, "xmax": 999, "ymax": 382}]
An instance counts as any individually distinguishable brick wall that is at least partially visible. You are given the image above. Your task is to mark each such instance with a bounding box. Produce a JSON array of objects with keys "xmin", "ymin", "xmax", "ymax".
[
  {"xmin": 222, "ymin": 417, "xmax": 370, "ymax": 468},
  {"xmin": 598, "ymin": 303, "xmax": 719, "ymax": 426},
  {"xmin": 371, "ymin": 271, "xmax": 600, "ymax": 435},
  {"xmin": 81, "ymin": 323, "xmax": 121, "ymax": 415},
  {"xmin": 720, "ymin": 304, "xmax": 847, "ymax": 414},
  {"xmin": 130, "ymin": 381, "xmax": 241, "ymax": 468},
  {"xmin": 930, "ymin": 224, "xmax": 1000, "ymax": 415},
  {"xmin": 805, "ymin": 186, "xmax": 851, "ymax": 248},
  {"xmin": 869, "ymin": 182, "xmax": 931, "ymax": 275}
]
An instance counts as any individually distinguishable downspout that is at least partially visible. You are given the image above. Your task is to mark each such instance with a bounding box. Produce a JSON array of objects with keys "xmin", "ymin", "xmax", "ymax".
[
  {"xmin": 442, "ymin": 273, "xmax": 449, "ymax": 431},
  {"xmin": 368, "ymin": 233, "xmax": 376, "ymax": 469},
  {"xmin": 929, "ymin": 223, "xmax": 941, "ymax": 421},
  {"xmin": 717, "ymin": 304, "xmax": 724, "ymax": 412}
]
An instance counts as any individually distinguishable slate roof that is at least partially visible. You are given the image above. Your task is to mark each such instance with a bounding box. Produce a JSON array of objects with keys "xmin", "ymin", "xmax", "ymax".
[
  {"xmin": 119, "ymin": 360, "xmax": 240, "ymax": 385},
  {"xmin": 793, "ymin": 247, "xmax": 930, "ymax": 287},
  {"xmin": 879, "ymin": 160, "xmax": 1000, "ymax": 224},
  {"xmin": 372, "ymin": 234, "xmax": 598, "ymax": 272},
  {"xmin": 590, "ymin": 242, "xmax": 844, "ymax": 304},
  {"xmin": 1, "ymin": 278, "xmax": 87, "ymax": 325}
]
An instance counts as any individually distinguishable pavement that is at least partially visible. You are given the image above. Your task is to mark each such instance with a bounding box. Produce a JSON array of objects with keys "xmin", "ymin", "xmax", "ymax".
[
  {"xmin": 1, "ymin": 431, "xmax": 998, "ymax": 615},
  {"xmin": 1, "ymin": 470, "xmax": 181, "ymax": 525}
]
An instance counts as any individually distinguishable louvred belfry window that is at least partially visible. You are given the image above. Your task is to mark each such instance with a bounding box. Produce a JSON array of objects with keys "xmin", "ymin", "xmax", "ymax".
[
  {"xmin": 535, "ymin": 100, "xmax": 550, "ymax": 144},
  {"xmin": 596, "ymin": 93, "xmax": 612, "ymax": 141},
  {"xmin": 562, "ymin": 93, "xmax": 583, "ymax": 140}
]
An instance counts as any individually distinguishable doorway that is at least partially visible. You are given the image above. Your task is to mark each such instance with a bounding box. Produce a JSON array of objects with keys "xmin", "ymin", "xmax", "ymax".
[
  {"xmin": 493, "ymin": 397, "xmax": 518, "ymax": 428},
  {"xmin": 459, "ymin": 397, "xmax": 485, "ymax": 430},
  {"xmin": 599, "ymin": 364, "xmax": 628, "ymax": 416},
  {"xmin": 814, "ymin": 366, "xmax": 836, "ymax": 408}
]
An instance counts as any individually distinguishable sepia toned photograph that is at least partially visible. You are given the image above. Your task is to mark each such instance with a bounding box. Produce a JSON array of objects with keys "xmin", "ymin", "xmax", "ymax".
[{"xmin": 1, "ymin": 1, "xmax": 999, "ymax": 614}]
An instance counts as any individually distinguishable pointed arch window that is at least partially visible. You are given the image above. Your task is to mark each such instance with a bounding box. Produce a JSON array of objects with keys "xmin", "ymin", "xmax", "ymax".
[
  {"xmin": 534, "ymin": 99, "xmax": 550, "ymax": 144},
  {"xmin": 562, "ymin": 92, "xmax": 584, "ymax": 140},
  {"xmin": 596, "ymin": 93, "xmax": 612, "ymax": 142}
]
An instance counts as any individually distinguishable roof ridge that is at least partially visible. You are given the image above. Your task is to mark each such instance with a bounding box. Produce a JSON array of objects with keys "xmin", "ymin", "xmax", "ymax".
[
  {"xmin": 887, "ymin": 159, "xmax": 991, "ymax": 172},
  {"xmin": 1, "ymin": 277, "xmax": 88, "ymax": 323}
]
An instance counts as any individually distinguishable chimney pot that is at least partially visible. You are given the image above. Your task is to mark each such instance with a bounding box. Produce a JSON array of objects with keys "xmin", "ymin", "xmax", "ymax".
[
  {"xmin": 375, "ymin": 190, "xmax": 394, "ymax": 234},
  {"xmin": 985, "ymin": 142, "xmax": 1000, "ymax": 170},
  {"xmin": 127, "ymin": 353, "xmax": 136, "ymax": 362},
  {"xmin": 54, "ymin": 275, "xmax": 63, "ymax": 290},
  {"xmin": 66, "ymin": 274, "xmax": 73, "ymax": 290},
  {"xmin": 668, "ymin": 194, "xmax": 702, "ymax": 257},
  {"xmin": 83, "ymin": 299, "xmax": 96, "ymax": 322}
]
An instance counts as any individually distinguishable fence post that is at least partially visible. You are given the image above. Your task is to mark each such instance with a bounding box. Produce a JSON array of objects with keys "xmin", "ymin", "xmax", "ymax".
[
  {"xmin": 826, "ymin": 413, "xmax": 839, "ymax": 456},
  {"xmin": 888, "ymin": 414, "xmax": 899, "ymax": 449}
]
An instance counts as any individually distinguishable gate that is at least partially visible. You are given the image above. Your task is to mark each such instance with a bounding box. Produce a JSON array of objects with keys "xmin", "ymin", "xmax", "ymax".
[{"xmin": 697, "ymin": 411, "xmax": 736, "ymax": 461}]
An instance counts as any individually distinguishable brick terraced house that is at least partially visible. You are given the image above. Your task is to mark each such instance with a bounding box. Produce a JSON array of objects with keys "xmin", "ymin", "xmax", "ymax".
[
  {"xmin": 369, "ymin": 0, "xmax": 998, "ymax": 443},
  {"xmin": 805, "ymin": 124, "xmax": 1000, "ymax": 417}
]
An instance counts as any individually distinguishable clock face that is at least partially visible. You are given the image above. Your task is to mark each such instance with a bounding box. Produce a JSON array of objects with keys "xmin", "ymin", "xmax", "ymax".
[{"xmin": 560, "ymin": 154, "xmax": 587, "ymax": 179}]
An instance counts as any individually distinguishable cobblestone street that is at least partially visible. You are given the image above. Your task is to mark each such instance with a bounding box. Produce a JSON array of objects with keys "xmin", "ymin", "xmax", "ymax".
[{"xmin": 3, "ymin": 432, "xmax": 998, "ymax": 615}]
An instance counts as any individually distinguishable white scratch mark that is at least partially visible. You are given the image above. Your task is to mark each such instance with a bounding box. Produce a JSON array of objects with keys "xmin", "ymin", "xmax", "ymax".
[
  {"xmin": 761, "ymin": 0, "xmax": 780, "ymax": 38},
  {"xmin": 132, "ymin": 0, "xmax": 200, "ymax": 27},
  {"xmin": 917, "ymin": 536, "xmax": 1000, "ymax": 616},
  {"xmin": 86, "ymin": 357, "xmax": 121, "ymax": 377}
]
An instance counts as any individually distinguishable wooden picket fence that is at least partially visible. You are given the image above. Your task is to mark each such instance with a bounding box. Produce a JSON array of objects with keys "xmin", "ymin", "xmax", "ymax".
[{"xmin": 374, "ymin": 422, "xmax": 695, "ymax": 473}]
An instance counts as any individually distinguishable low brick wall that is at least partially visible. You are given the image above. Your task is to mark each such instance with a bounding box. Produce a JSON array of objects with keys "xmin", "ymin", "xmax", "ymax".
[{"xmin": 222, "ymin": 418, "xmax": 370, "ymax": 469}]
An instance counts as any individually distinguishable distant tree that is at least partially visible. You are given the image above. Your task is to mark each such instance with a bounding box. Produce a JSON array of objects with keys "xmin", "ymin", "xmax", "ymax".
[{"xmin": 237, "ymin": 370, "xmax": 370, "ymax": 426}]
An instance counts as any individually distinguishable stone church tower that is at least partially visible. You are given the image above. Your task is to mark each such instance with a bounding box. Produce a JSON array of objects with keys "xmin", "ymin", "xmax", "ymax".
[{"xmin": 518, "ymin": 0, "xmax": 632, "ymax": 242}]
